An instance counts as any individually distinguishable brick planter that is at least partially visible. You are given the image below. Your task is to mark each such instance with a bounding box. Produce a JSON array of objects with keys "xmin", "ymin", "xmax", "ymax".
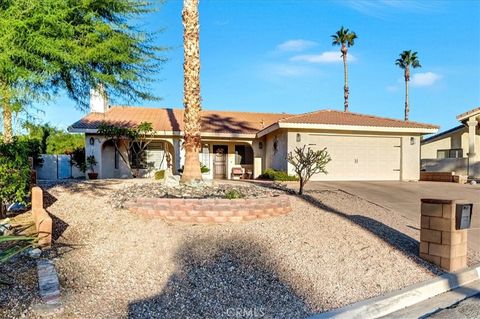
[{"xmin": 126, "ymin": 195, "xmax": 292, "ymax": 223}]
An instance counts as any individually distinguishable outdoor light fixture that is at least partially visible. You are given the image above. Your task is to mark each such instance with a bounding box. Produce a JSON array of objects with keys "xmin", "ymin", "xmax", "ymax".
[
  {"xmin": 296, "ymin": 133, "xmax": 301, "ymax": 142},
  {"xmin": 259, "ymin": 142, "xmax": 263, "ymax": 149},
  {"xmin": 89, "ymin": 137, "xmax": 95, "ymax": 145},
  {"xmin": 410, "ymin": 137, "xmax": 415, "ymax": 145}
]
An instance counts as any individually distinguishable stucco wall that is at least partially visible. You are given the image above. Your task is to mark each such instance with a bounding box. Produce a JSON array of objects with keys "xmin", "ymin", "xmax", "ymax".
[
  {"xmin": 265, "ymin": 130, "xmax": 288, "ymax": 172},
  {"xmin": 421, "ymin": 127, "xmax": 468, "ymax": 159},
  {"xmin": 36, "ymin": 155, "xmax": 84, "ymax": 180},
  {"xmin": 401, "ymin": 135, "xmax": 421, "ymax": 181},
  {"xmin": 421, "ymin": 158, "xmax": 468, "ymax": 175}
]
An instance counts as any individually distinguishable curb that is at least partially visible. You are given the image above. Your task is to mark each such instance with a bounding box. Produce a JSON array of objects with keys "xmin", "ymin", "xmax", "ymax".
[{"xmin": 308, "ymin": 264, "xmax": 480, "ymax": 319}]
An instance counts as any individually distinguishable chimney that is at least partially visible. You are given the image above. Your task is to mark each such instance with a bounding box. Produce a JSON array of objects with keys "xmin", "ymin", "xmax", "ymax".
[{"xmin": 90, "ymin": 84, "xmax": 109, "ymax": 113}]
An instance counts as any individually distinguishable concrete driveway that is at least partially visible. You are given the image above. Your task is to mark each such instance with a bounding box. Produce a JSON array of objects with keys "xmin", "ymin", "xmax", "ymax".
[{"xmin": 306, "ymin": 181, "xmax": 480, "ymax": 252}]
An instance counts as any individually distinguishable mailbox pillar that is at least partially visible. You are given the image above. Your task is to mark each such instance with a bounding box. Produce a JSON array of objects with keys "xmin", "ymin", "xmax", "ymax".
[{"xmin": 420, "ymin": 199, "xmax": 469, "ymax": 272}]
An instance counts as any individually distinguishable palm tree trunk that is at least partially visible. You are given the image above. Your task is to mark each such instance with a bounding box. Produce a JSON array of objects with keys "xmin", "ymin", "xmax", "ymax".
[
  {"xmin": 181, "ymin": 0, "xmax": 202, "ymax": 183},
  {"xmin": 342, "ymin": 45, "xmax": 349, "ymax": 112},
  {"xmin": 404, "ymin": 68, "xmax": 409, "ymax": 121},
  {"xmin": 1, "ymin": 82, "xmax": 13, "ymax": 143},
  {"xmin": 2, "ymin": 106, "xmax": 13, "ymax": 144}
]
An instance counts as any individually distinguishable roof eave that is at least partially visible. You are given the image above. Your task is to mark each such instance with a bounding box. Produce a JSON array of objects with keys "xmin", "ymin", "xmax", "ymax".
[
  {"xmin": 66, "ymin": 127, "xmax": 256, "ymax": 139},
  {"xmin": 457, "ymin": 109, "xmax": 480, "ymax": 122},
  {"xmin": 258, "ymin": 122, "xmax": 438, "ymax": 135}
]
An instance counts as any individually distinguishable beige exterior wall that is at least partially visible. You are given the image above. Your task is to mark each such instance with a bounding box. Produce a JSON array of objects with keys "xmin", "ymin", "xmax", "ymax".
[
  {"xmin": 264, "ymin": 130, "xmax": 288, "ymax": 172},
  {"xmin": 420, "ymin": 126, "xmax": 477, "ymax": 176},
  {"xmin": 421, "ymin": 127, "xmax": 468, "ymax": 159},
  {"xmin": 86, "ymin": 134, "xmax": 176, "ymax": 179},
  {"xmin": 285, "ymin": 129, "xmax": 422, "ymax": 181},
  {"xmin": 87, "ymin": 128, "xmax": 426, "ymax": 181},
  {"xmin": 401, "ymin": 136, "xmax": 421, "ymax": 181}
]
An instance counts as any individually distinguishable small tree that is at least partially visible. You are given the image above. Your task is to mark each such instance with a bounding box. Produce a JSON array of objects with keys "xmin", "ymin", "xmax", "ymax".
[
  {"xmin": 287, "ymin": 145, "xmax": 332, "ymax": 195},
  {"xmin": 0, "ymin": 140, "xmax": 33, "ymax": 218},
  {"xmin": 97, "ymin": 122, "xmax": 155, "ymax": 177}
]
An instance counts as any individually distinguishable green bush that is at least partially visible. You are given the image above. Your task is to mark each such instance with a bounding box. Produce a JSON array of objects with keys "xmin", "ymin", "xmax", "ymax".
[
  {"xmin": 0, "ymin": 140, "xmax": 35, "ymax": 208},
  {"xmin": 225, "ymin": 189, "xmax": 244, "ymax": 199},
  {"xmin": 258, "ymin": 169, "xmax": 299, "ymax": 181},
  {"xmin": 154, "ymin": 170, "xmax": 165, "ymax": 180},
  {"xmin": 69, "ymin": 147, "xmax": 86, "ymax": 173},
  {"xmin": 200, "ymin": 164, "xmax": 210, "ymax": 174}
]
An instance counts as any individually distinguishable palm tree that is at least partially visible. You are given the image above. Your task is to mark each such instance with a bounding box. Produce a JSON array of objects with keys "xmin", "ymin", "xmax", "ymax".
[
  {"xmin": 331, "ymin": 26, "xmax": 357, "ymax": 112},
  {"xmin": 395, "ymin": 50, "xmax": 421, "ymax": 121},
  {"xmin": 181, "ymin": 0, "xmax": 202, "ymax": 183}
]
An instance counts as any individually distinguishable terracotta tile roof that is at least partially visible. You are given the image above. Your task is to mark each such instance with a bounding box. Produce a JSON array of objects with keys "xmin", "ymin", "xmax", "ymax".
[
  {"xmin": 457, "ymin": 107, "xmax": 480, "ymax": 121},
  {"xmin": 69, "ymin": 106, "xmax": 292, "ymax": 134},
  {"xmin": 70, "ymin": 106, "xmax": 438, "ymax": 135},
  {"xmin": 278, "ymin": 109, "xmax": 438, "ymax": 129}
]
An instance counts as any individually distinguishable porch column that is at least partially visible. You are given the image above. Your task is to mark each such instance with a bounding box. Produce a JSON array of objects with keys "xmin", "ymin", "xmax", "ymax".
[{"xmin": 467, "ymin": 117, "xmax": 478, "ymax": 177}]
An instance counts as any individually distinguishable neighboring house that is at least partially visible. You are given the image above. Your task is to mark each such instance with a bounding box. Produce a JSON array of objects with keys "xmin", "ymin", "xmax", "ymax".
[
  {"xmin": 68, "ymin": 90, "xmax": 438, "ymax": 181},
  {"xmin": 421, "ymin": 107, "xmax": 480, "ymax": 178}
]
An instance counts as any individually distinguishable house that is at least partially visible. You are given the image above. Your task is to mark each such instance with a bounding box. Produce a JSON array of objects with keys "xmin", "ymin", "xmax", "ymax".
[
  {"xmin": 68, "ymin": 90, "xmax": 438, "ymax": 181},
  {"xmin": 421, "ymin": 107, "xmax": 480, "ymax": 178}
]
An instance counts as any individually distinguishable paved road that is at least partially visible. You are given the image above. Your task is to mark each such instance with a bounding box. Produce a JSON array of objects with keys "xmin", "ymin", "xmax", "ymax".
[
  {"xmin": 428, "ymin": 294, "xmax": 480, "ymax": 318},
  {"xmin": 306, "ymin": 181, "xmax": 480, "ymax": 251}
]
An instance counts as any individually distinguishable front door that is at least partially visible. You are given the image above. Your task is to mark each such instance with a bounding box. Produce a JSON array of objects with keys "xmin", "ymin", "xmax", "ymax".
[{"xmin": 213, "ymin": 145, "xmax": 228, "ymax": 179}]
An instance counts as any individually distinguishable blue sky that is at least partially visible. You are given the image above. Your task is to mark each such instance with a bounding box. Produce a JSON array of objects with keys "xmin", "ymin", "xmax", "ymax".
[{"xmin": 28, "ymin": 0, "xmax": 480, "ymax": 133}]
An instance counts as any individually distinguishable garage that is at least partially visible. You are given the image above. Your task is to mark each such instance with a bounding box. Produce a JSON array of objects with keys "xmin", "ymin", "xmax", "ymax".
[{"xmin": 307, "ymin": 134, "xmax": 402, "ymax": 181}]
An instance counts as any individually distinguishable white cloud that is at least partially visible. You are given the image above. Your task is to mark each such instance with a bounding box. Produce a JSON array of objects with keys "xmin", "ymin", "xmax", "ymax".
[
  {"xmin": 410, "ymin": 72, "xmax": 442, "ymax": 87},
  {"xmin": 291, "ymin": 51, "xmax": 357, "ymax": 64},
  {"xmin": 276, "ymin": 39, "xmax": 318, "ymax": 52}
]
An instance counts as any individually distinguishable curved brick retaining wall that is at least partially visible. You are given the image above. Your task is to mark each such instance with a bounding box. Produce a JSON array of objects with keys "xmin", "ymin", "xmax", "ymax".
[{"xmin": 126, "ymin": 195, "xmax": 292, "ymax": 223}]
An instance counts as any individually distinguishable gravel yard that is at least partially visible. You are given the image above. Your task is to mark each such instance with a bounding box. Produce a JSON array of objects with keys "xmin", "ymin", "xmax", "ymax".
[{"xmin": 1, "ymin": 179, "xmax": 444, "ymax": 318}]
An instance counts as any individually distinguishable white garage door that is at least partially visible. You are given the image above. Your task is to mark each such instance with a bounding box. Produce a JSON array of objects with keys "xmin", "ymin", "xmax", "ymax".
[{"xmin": 307, "ymin": 134, "xmax": 401, "ymax": 181}]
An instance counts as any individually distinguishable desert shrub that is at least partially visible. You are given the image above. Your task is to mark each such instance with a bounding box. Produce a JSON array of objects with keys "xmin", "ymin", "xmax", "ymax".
[
  {"xmin": 258, "ymin": 169, "xmax": 299, "ymax": 181},
  {"xmin": 225, "ymin": 189, "xmax": 244, "ymax": 199},
  {"xmin": 287, "ymin": 145, "xmax": 331, "ymax": 195},
  {"xmin": 155, "ymin": 170, "xmax": 165, "ymax": 180}
]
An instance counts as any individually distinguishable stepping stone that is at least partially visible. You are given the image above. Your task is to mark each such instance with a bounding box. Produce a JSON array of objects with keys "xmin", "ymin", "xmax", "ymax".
[{"xmin": 34, "ymin": 259, "xmax": 63, "ymax": 316}]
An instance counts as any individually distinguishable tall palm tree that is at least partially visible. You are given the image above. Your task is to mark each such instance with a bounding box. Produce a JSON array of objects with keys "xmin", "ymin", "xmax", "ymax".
[
  {"xmin": 181, "ymin": 0, "xmax": 202, "ymax": 183},
  {"xmin": 331, "ymin": 26, "xmax": 357, "ymax": 112},
  {"xmin": 395, "ymin": 50, "xmax": 421, "ymax": 121}
]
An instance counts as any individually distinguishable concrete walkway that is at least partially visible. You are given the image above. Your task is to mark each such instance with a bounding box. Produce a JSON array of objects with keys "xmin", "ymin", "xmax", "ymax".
[{"xmin": 305, "ymin": 181, "xmax": 480, "ymax": 252}]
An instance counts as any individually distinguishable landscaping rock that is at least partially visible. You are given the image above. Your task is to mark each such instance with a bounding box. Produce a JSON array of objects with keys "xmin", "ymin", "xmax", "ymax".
[
  {"xmin": 3, "ymin": 179, "xmax": 462, "ymax": 318},
  {"xmin": 109, "ymin": 181, "xmax": 284, "ymax": 209},
  {"xmin": 164, "ymin": 175, "xmax": 180, "ymax": 187},
  {"xmin": 27, "ymin": 248, "xmax": 42, "ymax": 259}
]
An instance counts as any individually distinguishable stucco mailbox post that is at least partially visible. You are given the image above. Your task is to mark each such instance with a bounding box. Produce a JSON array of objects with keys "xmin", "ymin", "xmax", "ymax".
[{"xmin": 420, "ymin": 199, "xmax": 472, "ymax": 272}]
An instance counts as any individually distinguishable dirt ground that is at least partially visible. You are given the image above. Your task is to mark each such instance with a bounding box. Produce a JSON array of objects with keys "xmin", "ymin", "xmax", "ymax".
[{"xmin": 0, "ymin": 179, "xmax": 446, "ymax": 318}]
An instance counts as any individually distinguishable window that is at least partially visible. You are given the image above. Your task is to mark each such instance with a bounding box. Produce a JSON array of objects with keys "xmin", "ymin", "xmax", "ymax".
[
  {"xmin": 201, "ymin": 144, "xmax": 210, "ymax": 167},
  {"xmin": 234, "ymin": 145, "xmax": 253, "ymax": 165},
  {"xmin": 130, "ymin": 142, "xmax": 147, "ymax": 169},
  {"xmin": 437, "ymin": 149, "xmax": 463, "ymax": 159}
]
